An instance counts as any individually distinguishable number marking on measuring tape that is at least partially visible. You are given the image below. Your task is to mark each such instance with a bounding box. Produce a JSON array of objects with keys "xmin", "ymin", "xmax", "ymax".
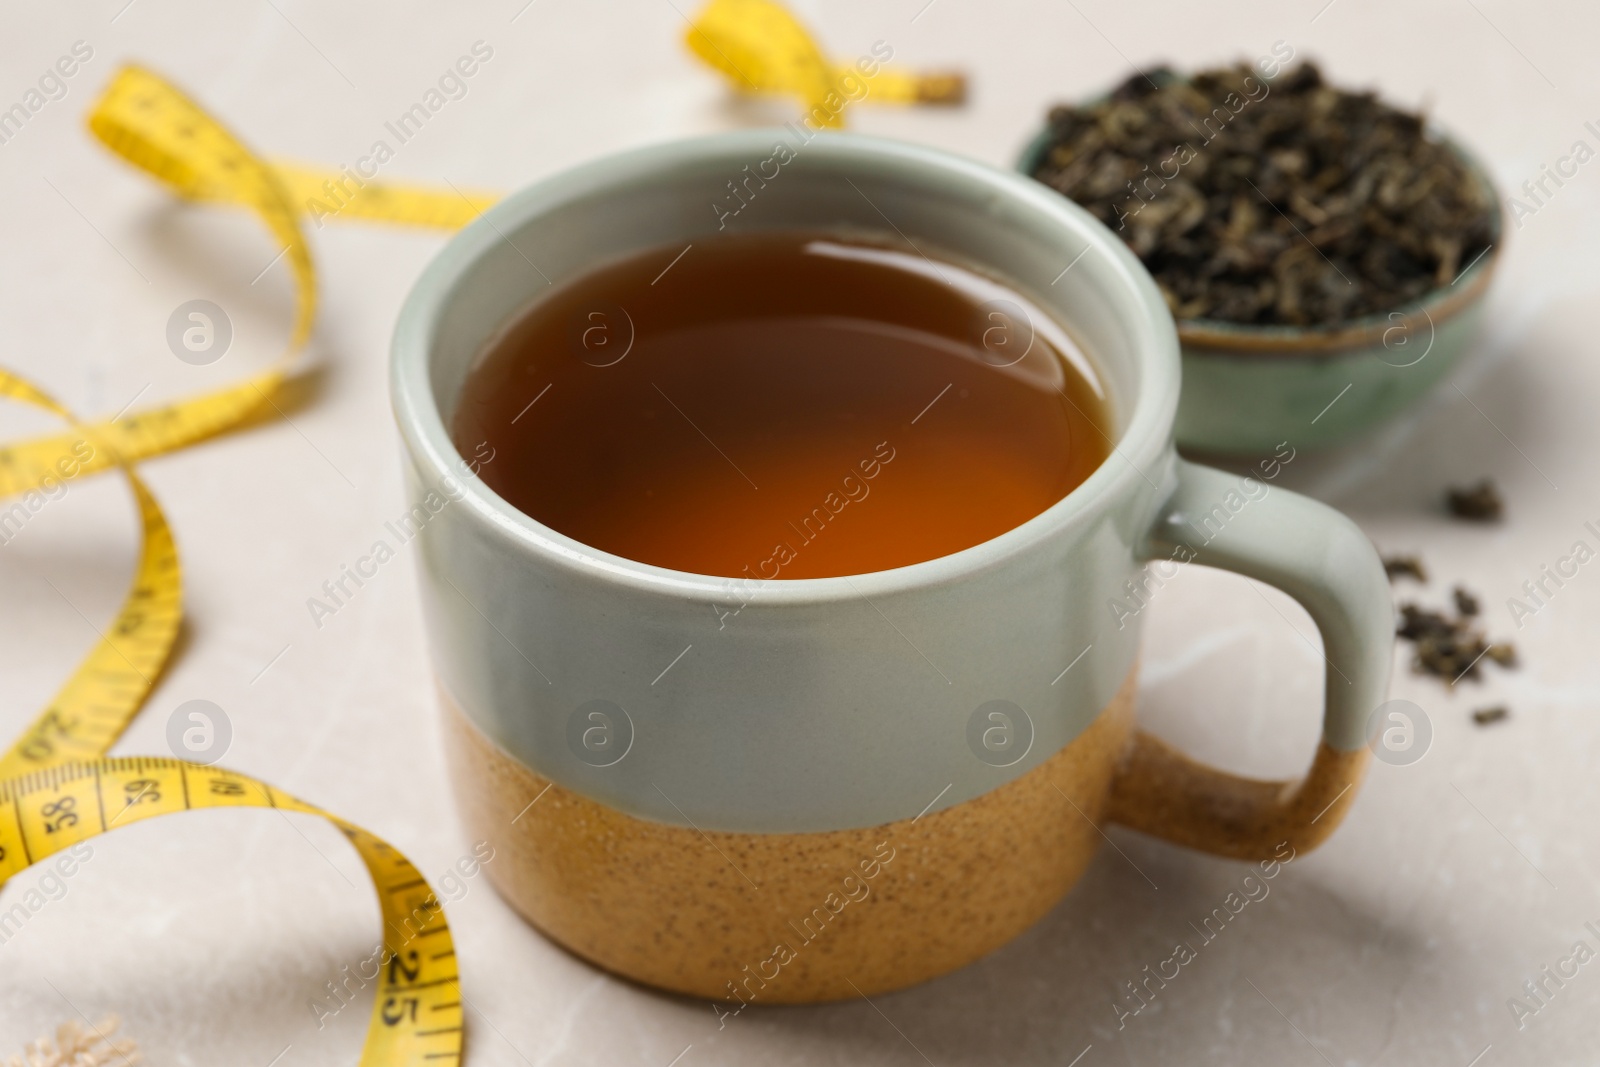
[
  {"xmin": 0, "ymin": 758, "xmax": 464, "ymax": 1064},
  {"xmin": 0, "ymin": 361, "xmax": 462, "ymax": 1066}
]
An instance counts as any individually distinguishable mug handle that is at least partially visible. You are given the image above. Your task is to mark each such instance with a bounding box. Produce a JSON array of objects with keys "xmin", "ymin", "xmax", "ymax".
[{"xmin": 1106, "ymin": 459, "xmax": 1393, "ymax": 861}]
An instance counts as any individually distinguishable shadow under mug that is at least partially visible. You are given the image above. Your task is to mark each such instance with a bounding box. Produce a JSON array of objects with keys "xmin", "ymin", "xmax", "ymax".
[{"xmin": 390, "ymin": 131, "xmax": 1394, "ymax": 1004}]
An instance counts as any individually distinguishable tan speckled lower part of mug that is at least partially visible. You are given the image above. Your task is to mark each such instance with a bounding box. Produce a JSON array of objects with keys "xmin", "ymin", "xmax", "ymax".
[{"xmin": 443, "ymin": 669, "xmax": 1138, "ymax": 1003}]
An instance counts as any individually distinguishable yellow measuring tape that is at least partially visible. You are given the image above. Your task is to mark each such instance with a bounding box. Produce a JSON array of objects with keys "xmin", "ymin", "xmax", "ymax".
[
  {"xmin": 0, "ymin": 67, "xmax": 465, "ymax": 1067},
  {"xmin": 0, "ymin": 361, "xmax": 463, "ymax": 1065},
  {"xmin": 0, "ymin": 762, "xmax": 463, "ymax": 1063},
  {"xmin": 1, "ymin": 2, "xmax": 962, "ymax": 1060},
  {"xmin": 686, "ymin": 0, "xmax": 966, "ymax": 118}
]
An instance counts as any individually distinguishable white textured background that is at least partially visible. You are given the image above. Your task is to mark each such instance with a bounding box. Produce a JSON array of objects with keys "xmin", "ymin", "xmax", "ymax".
[{"xmin": 2, "ymin": 1, "xmax": 1598, "ymax": 1064}]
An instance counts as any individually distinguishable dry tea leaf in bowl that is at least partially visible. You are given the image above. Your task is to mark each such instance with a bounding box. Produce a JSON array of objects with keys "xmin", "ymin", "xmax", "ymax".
[{"xmin": 1029, "ymin": 62, "xmax": 1496, "ymax": 326}]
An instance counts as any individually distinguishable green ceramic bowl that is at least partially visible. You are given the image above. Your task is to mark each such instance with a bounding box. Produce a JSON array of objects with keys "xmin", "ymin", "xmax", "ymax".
[{"xmin": 1016, "ymin": 125, "xmax": 1503, "ymax": 455}]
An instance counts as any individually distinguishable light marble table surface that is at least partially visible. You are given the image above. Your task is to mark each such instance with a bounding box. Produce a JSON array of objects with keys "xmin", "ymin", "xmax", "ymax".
[{"xmin": 3, "ymin": 1, "xmax": 1598, "ymax": 1064}]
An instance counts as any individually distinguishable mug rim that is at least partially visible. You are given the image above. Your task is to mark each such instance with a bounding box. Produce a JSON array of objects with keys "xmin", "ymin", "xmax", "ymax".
[{"xmin": 390, "ymin": 130, "xmax": 1180, "ymax": 605}]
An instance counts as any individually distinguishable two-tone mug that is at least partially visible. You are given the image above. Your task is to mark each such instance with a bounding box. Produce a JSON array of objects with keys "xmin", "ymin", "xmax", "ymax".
[{"xmin": 390, "ymin": 131, "xmax": 1393, "ymax": 1003}]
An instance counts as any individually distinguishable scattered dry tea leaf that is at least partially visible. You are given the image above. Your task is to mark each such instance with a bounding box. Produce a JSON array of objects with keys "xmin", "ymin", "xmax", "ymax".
[
  {"xmin": 1380, "ymin": 542, "xmax": 1514, "ymax": 688},
  {"xmin": 1384, "ymin": 554, "xmax": 1428, "ymax": 582},
  {"xmin": 1486, "ymin": 642, "xmax": 1519, "ymax": 668},
  {"xmin": 1446, "ymin": 479, "xmax": 1504, "ymax": 521},
  {"xmin": 1396, "ymin": 598, "xmax": 1515, "ymax": 684},
  {"xmin": 1472, "ymin": 705, "xmax": 1509, "ymax": 726},
  {"xmin": 1029, "ymin": 62, "xmax": 1494, "ymax": 326},
  {"xmin": 1398, "ymin": 603, "xmax": 1484, "ymax": 681}
]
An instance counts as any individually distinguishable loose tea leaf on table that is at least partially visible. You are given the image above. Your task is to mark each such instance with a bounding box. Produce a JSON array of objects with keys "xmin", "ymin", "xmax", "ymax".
[
  {"xmin": 1446, "ymin": 479, "xmax": 1504, "ymax": 521},
  {"xmin": 1029, "ymin": 62, "xmax": 1496, "ymax": 326},
  {"xmin": 1384, "ymin": 554, "xmax": 1428, "ymax": 582},
  {"xmin": 1397, "ymin": 599, "xmax": 1515, "ymax": 683}
]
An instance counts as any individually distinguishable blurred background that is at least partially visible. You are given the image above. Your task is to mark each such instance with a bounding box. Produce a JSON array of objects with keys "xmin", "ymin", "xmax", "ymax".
[{"xmin": 1, "ymin": 1, "xmax": 1597, "ymax": 1064}]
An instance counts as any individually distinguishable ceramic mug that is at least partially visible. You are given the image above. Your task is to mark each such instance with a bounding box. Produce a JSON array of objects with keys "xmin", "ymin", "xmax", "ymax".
[{"xmin": 390, "ymin": 131, "xmax": 1394, "ymax": 1004}]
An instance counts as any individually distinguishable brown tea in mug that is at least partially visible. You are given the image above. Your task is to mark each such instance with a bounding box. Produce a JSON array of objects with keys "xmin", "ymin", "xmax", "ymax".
[{"xmin": 452, "ymin": 231, "xmax": 1111, "ymax": 579}]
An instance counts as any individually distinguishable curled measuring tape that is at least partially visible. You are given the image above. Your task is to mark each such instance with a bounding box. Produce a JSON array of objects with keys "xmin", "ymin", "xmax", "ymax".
[
  {"xmin": 0, "ymin": 369, "xmax": 463, "ymax": 1066},
  {"xmin": 0, "ymin": 66, "xmax": 495, "ymax": 499},
  {"xmin": 0, "ymin": 63, "xmax": 466, "ymax": 1067},
  {"xmin": 0, "ymin": 760, "xmax": 464, "ymax": 1064},
  {"xmin": 2, "ymin": 66, "xmax": 311, "ymax": 495},
  {"xmin": 685, "ymin": 0, "xmax": 966, "ymax": 118}
]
